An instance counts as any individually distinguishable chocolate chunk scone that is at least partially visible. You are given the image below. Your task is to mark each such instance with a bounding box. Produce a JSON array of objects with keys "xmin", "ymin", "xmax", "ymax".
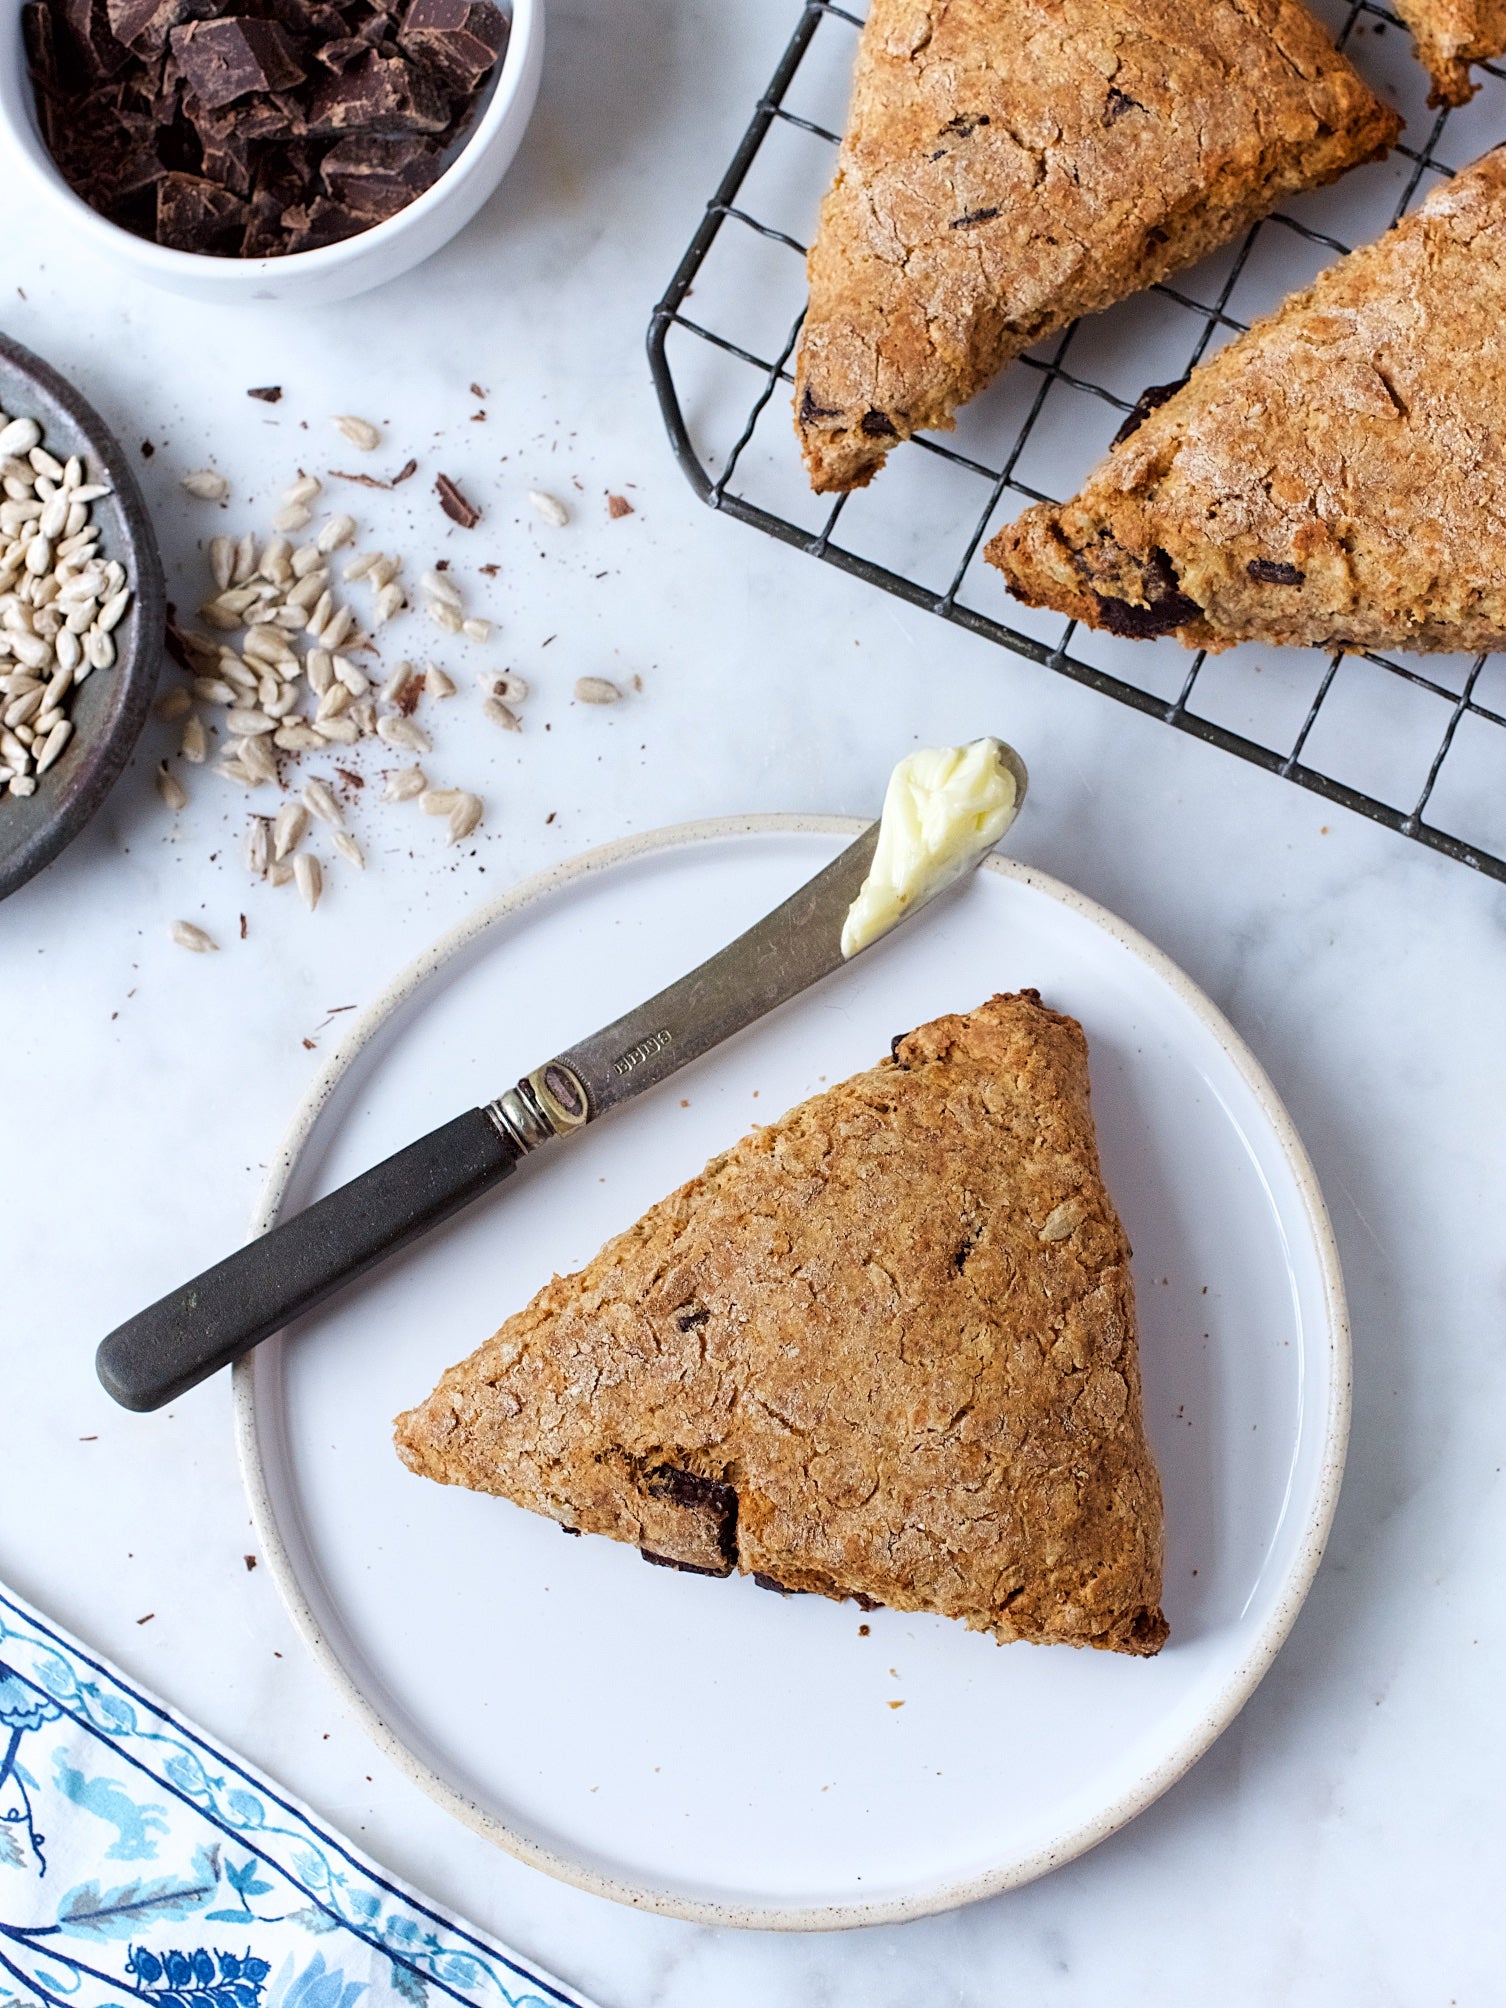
[
  {"xmin": 793, "ymin": 0, "xmax": 1400, "ymax": 493},
  {"xmin": 988, "ymin": 148, "xmax": 1506, "ymax": 654},
  {"xmin": 1393, "ymin": 0, "xmax": 1506, "ymax": 105},
  {"xmin": 395, "ymin": 992, "xmax": 1168, "ymax": 1656}
]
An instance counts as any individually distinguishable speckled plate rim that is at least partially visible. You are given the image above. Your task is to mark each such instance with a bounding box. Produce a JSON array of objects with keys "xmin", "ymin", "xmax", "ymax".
[{"xmin": 233, "ymin": 813, "xmax": 1350, "ymax": 1932}]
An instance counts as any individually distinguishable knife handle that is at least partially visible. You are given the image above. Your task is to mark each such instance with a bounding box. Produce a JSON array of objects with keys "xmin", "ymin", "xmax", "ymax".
[{"xmin": 96, "ymin": 1107, "xmax": 520, "ymax": 1413}]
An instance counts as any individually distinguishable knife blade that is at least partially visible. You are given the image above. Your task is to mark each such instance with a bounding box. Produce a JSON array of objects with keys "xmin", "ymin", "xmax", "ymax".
[{"xmin": 97, "ymin": 775, "xmax": 1022, "ymax": 1414}]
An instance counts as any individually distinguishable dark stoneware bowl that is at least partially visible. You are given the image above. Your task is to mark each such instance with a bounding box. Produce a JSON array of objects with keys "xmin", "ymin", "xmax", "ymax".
[{"xmin": 0, "ymin": 332, "xmax": 164, "ymax": 902}]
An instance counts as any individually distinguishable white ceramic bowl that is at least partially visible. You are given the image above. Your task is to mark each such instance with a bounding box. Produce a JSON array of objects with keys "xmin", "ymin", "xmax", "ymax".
[{"xmin": 0, "ymin": 0, "xmax": 544, "ymax": 307}]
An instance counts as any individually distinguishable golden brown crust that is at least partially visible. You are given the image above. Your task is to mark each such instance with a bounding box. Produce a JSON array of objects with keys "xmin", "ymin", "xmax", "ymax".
[
  {"xmin": 1393, "ymin": 0, "xmax": 1506, "ymax": 105},
  {"xmin": 987, "ymin": 148, "xmax": 1506, "ymax": 654},
  {"xmin": 793, "ymin": 0, "xmax": 1400, "ymax": 493},
  {"xmin": 395, "ymin": 992, "xmax": 1168, "ymax": 1657}
]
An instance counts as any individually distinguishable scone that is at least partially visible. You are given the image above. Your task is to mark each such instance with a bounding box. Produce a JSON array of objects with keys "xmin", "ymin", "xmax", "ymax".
[
  {"xmin": 395, "ymin": 992, "xmax": 1168, "ymax": 1657},
  {"xmin": 988, "ymin": 148, "xmax": 1506, "ymax": 655},
  {"xmin": 793, "ymin": 0, "xmax": 1400, "ymax": 493},
  {"xmin": 1393, "ymin": 0, "xmax": 1506, "ymax": 104}
]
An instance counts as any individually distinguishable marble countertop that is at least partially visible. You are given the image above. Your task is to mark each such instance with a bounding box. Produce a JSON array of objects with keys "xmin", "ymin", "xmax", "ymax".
[{"xmin": 4, "ymin": 1, "xmax": 1504, "ymax": 2000}]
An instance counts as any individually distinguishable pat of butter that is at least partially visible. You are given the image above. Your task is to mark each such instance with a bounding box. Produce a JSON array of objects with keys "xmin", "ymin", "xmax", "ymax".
[{"xmin": 841, "ymin": 739, "xmax": 1018, "ymax": 958}]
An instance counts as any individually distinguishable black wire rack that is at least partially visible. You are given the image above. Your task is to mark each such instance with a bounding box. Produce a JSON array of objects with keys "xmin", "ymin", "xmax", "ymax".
[{"xmin": 647, "ymin": 0, "xmax": 1506, "ymax": 883}]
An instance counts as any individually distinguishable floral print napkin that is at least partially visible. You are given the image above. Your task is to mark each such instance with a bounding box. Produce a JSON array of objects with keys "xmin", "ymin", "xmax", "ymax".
[{"xmin": 0, "ymin": 1583, "xmax": 593, "ymax": 2008}]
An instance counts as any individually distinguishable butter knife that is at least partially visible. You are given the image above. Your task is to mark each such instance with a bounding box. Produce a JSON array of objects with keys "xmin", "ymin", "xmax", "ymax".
[{"xmin": 98, "ymin": 774, "xmax": 1025, "ymax": 1413}]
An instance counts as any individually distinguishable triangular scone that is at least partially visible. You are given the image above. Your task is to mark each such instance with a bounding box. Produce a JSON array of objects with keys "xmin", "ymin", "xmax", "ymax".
[
  {"xmin": 1394, "ymin": 0, "xmax": 1506, "ymax": 104},
  {"xmin": 395, "ymin": 992, "xmax": 1168, "ymax": 1657},
  {"xmin": 988, "ymin": 149, "xmax": 1506, "ymax": 655},
  {"xmin": 793, "ymin": 0, "xmax": 1400, "ymax": 493}
]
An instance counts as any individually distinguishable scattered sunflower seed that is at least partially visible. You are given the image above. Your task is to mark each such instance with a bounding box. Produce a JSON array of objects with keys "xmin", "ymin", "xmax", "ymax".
[
  {"xmin": 318, "ymin": 513, "xmax": 357, "ymax": 554},
  {"xmin": 245, "ymin": 816, "xmax": 271, "ymax": 877},
  {"xmin": 419, "ymin": 787, "xmax": 461, "ymax": 815},
  {"xmin": 333, "ymin": 415, "xmax": 381, "ymax": 452},
  {"xmin": 484, "ymin": 696, "xmax": 521, "ymax": 732},
  {"xmin": 283, "ymin": 474, "xmax": 322, "ymax": 507},
  {"xmin": 332, "ymin": 830, "xmax": 365, "ymax": 869},
  {"xmin": 528, "ymin": 490, "xmax": 569, "ymax": 527},
  {"xmin": 427, "ymin": 599, "xmax": 462, "ymax": 634},
  {"xmin": 447, "ymin": 792, "xmax": 482, "ymax": 843},
  {"xmin": 462, "ymin": 617, "xmax": 491, "ymax": 643},
  {"xmin": 377, "ymin": 714, "xmax": 429, "ymax": 753},
  {"xmin": 294, "ymin": 851, "xmax": 323, "ymax": 909},
  {"xmin": 488, "ymin": 671, "xmax": 528, "ymax": 703},
  {"xmin": 155, "ymin": 761, "xmax": 187, "ymax": 811},
  {"xmin": 575, "ymin": 676, "xmax": 621, "ymax": 704},
  {"xmin": 181, "ymin": 469, "xmax": 229, "ymax": 502},
  {"xmin": 273, "ymin": 502, "xmax": 312, "ymax": 534},
  {"xmin": 155, "ymin": 685, "xmax": 192, "ymax": 722},
  {"xmin": 420, "ymin": 569, "xmax": 462, "ymax": 609},
  {"xmin": 209, "ymin": 535, "xmax": 236, "ymax": 591},
  {"xmin": 383, "ymin": 764, "xmax": 427, "ymax": 801},
  {"xmin": 303, "ymin": 776, "xmax": 344, "ymax": 828},
  {"xmin": 268, "ymin": 859, "xmax": 295, "ymax": 888},
  {"xmin": 180, "ymin": 713, "xmax": 208, "ymax": 762},
  {"xmin": 273, "ymin": 801, "xmax": 308, "ymax": 859},
  {"xmin": 171, "ymin": 919, "xmax": 217, "ymax": 952},
  {"xmin": 424, "ymin": 662, "xmax": 455, "ymax": 699}
]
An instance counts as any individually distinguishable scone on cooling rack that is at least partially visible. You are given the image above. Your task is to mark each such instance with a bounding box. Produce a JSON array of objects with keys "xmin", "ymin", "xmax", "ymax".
[
  {"xmin": 792, "ymin": 0, "xmax": 1399, "ymax": 494},
  {"xmin": 989, "ymin": 147, "xmax": 1506, "ymax": 656}
]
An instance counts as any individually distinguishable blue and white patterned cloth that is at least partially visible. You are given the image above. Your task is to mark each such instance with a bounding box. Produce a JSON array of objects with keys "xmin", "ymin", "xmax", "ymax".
[{"xmin": 0, "ymin": 1584, "xmax": 593, "ymax": 2008}]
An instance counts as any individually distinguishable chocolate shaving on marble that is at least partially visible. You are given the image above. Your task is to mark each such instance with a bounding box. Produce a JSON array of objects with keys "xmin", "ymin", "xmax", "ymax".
[
  {"xmin": 435, "ymin": 471, "xmax": 479, "ymax": 526},
  {"xmin": 22, "ymin": 0, "xmax": 508, "ymax": 258}
]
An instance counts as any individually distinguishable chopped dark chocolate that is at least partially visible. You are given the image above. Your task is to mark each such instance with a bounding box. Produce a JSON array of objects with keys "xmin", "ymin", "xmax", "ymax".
[
  {"xmin": 436, "ymin": 471, "xmax": 479, "ymax": 526},
  {"xmin": 398, "ymin": 0, "xmax": 505, "ymax": 92},
  {"xmin": 171, "ymin": 17, "xmax": 306, "ymax": 108},
  {"xmin": 306, "ymin": 52, "xmax": 448, "ymax": 133},
  {"xmin": 156, "ymin": 168, "xmax": 248, "ymax": 251},
  {"xmin": 1246, "ymin": 557, "xmax": 1306, "ymax": 586},
  {"xmin": 247, "ymin": 384, "xmax": 283, "ymax": 401},
  {"xmin": 24, "ymin": 0, "xmax": 504, "ymax": 258}
]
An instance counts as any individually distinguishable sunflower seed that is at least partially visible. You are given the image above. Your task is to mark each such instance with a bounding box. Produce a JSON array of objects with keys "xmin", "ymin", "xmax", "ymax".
[
  {"xmin": 302, "ymin": 776, "xmax": 344, "ymax": 827},
  {"xmin": 321, "ymin": 604, "xmax": 356, "ymax": 651},
  {"xmin": 424, "ymin": 662, "xmax": 455, "ymax": 699},
  {"xmin": 273, "ymin": 801, "xmax": 308, "ymax": 859},
  {"xmin": 260, "ymin": 537, "xmax": 294, "ymax": 585},
  {"xmin": 290, "ymin": 541, "xmax": 325, "ymax": 579},
  {"xmin": 528, "ymin": 490, "xmax": 569, "ymax": 527},
  {"xmin": 419, "ymin": 787, "xmax": 461, "ymax": 815},
  {"xmin": 233, "ymin": 531, "xmax": 258, "ymax": 585},
  {"xmin": 155, "ymin": 761, "xmax": 187, "ymax": 810},
  {"xmin": 156, "ymin": 685, "xmax": 192, "ymax": 722},
  {"xmin": 246, "ymin": 816, "xmax": 271, "ymax": 876},
  {"xmin": 181, "ymin": 469, "xmax": 229, "ymax": 501},
  {"xmin": 274, "ymin": 722, "xmax": 324, "ymax": 752},
  {"xmin": 343, "ymin": 550, "xmax": 382, "ymax": 582},
  {"xmin": 193, "ymin": 676, "xmax": 237, "ymax": 705},
  {"xmin": 420, "ymin": 569, "xmax": 463, "ymax": 609},
  {"xmin": 294, "ymin": 852, "xmax": 323, "ymax": 909},
  {"xmin": 304, "ymin": 589, "xmax": 334, "ymax": 636},
  {"xmin": 368, "ymin": 554, "xmax": 401, "ymax": 589},
  {"xmin": 426, "ymin": 599, "xmax": 462, "ymax": 634},
  {"xmin": 333, "ymin": 415, "xmax": 381, "ymax": 451},
  {"xmin": 8, "ymin": 774, "xmax": 36, "ymax": 796},
  {"xmin": 181, "ymin": 713, "xmax": 208, "ymax": 762},
  {"xmin": 171, "ymin": 919, "xmax": 218, "ymax": 952},
  {"xmin": 484, "ymin": 696, "xmax": 521, "ymax": 732},
  {"xmin": 332, "ymin": 830, "xmax": 365, "ymax": 869},
  {"xmin": 34, "ymin": 718, "xmax": 71, "ymax": 773},
  {"xmin": 273, "ymin": 502, "xmax": 312, "ymax": 533},
  {"xmin": 283, "ymin": 474, "xmax": 322, "ymax": 507},
  {"xmin": 374, "ymin": 581, "xmax": 406, "ymax": 626},
  {"xmin": 226, "ymin": 709, "xmax": 276, "ymax": 736},
  {"xmin": 97, "ymin": 587, "xmax": 131, "ymax": 633},
  {"xmin": 462, "ymin": 617, "xmax": 491, "ymax": 643},
  {"xmin": 447, "ymin": 793, "xmax": 482, "ymax": 843},
  {"xmin": 238, "ymin": 734, "xmax": 278, "ymax": 784},
  {"xmin": 0, "ymin": 418, "xmax": 41, "ymax": 457},
  {"xmin": 314, "ymin": 717, "xmax": 359, "ymax": 744},
  {"xmin": 306, "ymin": 648, "xmax": 335, "ymax": 695},
  {"xmin": 376, "ymin": 714, "xmax": 430, "ymax": 752},
  {"xmin": 383, "ymin": 764, "xmax": 427, "ymax": 801},
  {"xmin": 209, "ymin": 534, "xmax": 236, "ymax": 590},
  {"xmin": 575, "ymin": 676, "xmax": 621, "ymax": 704},
  {"xmin": 83, "ymin": 629, "xmax": 114, "ymax": 671},
  {"xmin": 268, "ymin": 858, "xmax": 295, "ymax": 888},
  {"xmin": 318, "ymin": 513, "xmax": 356, "ymax": 554}
]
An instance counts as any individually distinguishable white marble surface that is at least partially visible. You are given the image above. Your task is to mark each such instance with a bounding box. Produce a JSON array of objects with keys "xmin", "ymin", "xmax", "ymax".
[{"xmin": 3, "ymin": 1, "xmax": 1505, "ymax": 2000}]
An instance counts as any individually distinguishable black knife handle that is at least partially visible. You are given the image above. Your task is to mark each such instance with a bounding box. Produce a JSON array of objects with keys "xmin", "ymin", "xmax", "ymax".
[{"xmin": 96, "ymin": 1107, "xmax": 519, "ymax": 1413}]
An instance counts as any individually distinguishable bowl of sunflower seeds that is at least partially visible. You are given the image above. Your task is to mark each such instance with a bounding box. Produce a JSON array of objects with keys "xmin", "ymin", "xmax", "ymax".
[{"xmin": 0, "ymin": 332, "xmax": 164, "ymax": 901}]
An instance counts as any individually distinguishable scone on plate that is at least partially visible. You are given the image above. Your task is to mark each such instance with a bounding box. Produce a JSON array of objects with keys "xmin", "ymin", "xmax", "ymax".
[
  {"xmin": 793, "ymin": 0, "xmax": 1400, "ymax": 493},
  {"xmin": 395, "ymin": 991, "xmax": 1168, "ymax": 1657},
  {"xmin": 987, "ymin": 148, "xmax": 1506, "ymax": 656}
]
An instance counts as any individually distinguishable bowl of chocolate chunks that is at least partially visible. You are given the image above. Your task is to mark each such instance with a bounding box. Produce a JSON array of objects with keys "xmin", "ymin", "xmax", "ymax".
[{"xmin": 2, "ymin": 0, "xmax": 543, "ymax": 305}]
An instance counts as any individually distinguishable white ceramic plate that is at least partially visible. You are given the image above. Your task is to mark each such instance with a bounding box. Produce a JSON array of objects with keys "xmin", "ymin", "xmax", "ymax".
[{"xmin": 236, "ymin": 816, "xmax": 1347, "ymax": 1930}]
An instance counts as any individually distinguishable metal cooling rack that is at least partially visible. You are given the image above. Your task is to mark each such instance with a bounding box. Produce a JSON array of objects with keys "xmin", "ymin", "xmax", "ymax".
[{"xmin": 648, "ymin": 0, "xmax": 1506, "ymax": 882}]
